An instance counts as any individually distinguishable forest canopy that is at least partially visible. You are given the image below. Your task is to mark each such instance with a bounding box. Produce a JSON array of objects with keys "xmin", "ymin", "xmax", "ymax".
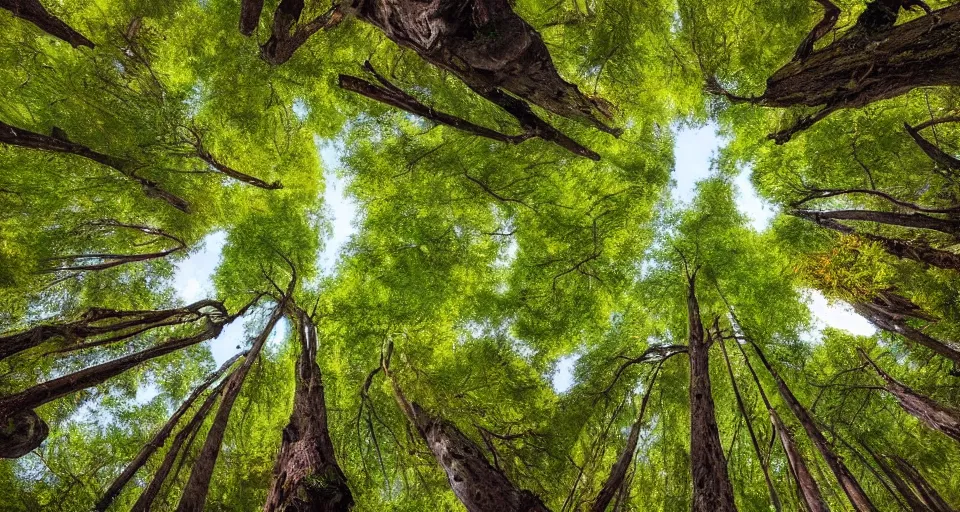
[{"xmin": 1, "ymin": 0, "xmax": 960, "ymax": 510}]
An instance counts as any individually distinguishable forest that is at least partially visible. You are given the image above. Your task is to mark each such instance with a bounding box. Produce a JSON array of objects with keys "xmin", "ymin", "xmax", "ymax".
[{"xmin": 1, "ymin": 0, "xmax": 959, "ymax": 510}]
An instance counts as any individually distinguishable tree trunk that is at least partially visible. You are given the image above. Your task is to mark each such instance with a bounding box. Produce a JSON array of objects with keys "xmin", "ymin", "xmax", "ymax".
[
  {"xmin": 748, "ymin": 339, "xmax": 877, "ymax": 511},
  {"xmin": 263, "ymin": 305, "xmax": 353, "ymax": 512},
  {"xmin": 685, "ymin": 273, "xmax": 738, "ymax": 512},
  {"xmin": 239, "ymin": 0, "xmax": 265, "ymax": 35},
  {"xmin": 860, "ymin": 441, "xmax": 929, "ymax": 512},
  {"xmin": 790, "ymin": 210, "xmax": 960, "ymax": 272},
  {"xmin": 381, "ymin": 342, "xmax": 551, "ymax": 512},
  {"xmin": 852, "ymin": 303, "xmax": 960, "ymax": 366},
  {"xmin": 0, "ymin": 0, "xmax": 94, "ymax": 47},
  {"xmin": 94, "ymin": 352, "xmax": 244, "ymax": 511},
  {"xmin": 0, "ymin": 121, "xmax": 190, "ymax": 212},
  {"xmin": 590, "ymin": 362, "xmax": 662, "ymax": 512},
  {"xmin": 0, "ymin": 314, "xmax": 235, "ymax": 459},
  {"xmin": 175, "ymin": 303, "xmax": 285, "ymax": 512},
  {"xmin": 793, "ymin": 209, "xmax": 960, "ymax": 237},
  {"xmin": 0, "ymin": 299, "xmax": 226, "ymax": 362},
  {"xmin": 860, "ymin": 349, "xmax": 960, "ymax": 443},
  {"xmin": 890, "ymin": 456, "xmax": 956, "ymax": 512}
]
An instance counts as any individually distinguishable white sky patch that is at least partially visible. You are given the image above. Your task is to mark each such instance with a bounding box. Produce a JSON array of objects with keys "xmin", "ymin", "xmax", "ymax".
[
  {"xmin": 805, "ymin": 289, "xmax": 877, "ymax": 337},
  {"xmin": 173, "ymin": 231, "xmax": 226, "ymax": 303},
  {"xmin": 733, "ymin": 167, "xmax": 776, "ymax": 231},
  {"xmin": 552, "ymin": 353, "xmax": 580, "ymax": 393},
  {"xmin": 316, "ymin": 139, "xmax": 360, "ymax": 276}
]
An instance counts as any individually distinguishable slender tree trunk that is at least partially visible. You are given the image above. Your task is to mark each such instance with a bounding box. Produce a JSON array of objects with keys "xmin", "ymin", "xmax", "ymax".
[
  {"xmin": 859, "ymin": 441, "xmax": 928, "ymax": 511},
  {"xmin": 94, "ymin": 352, "xmax": 244, "ymax": 511},
  {"xmin": 859, "ymin": 349, "xmax": 960, "ymax": 443},
  {"xmin": 748, "ymin": 339, "xmax": 877, "ymax": 511},
  {"xmin": 381, "ymin": 342, "xmax": 551, "ymax": 512},
  {"xmin": 793, "ymin": 209, "xmax": 960, "ymax": 237},
  {"xmin": 0, "ymin": 121, "xmax": 190, "ymax": 212},
  {"xmin": 0, "ymin": 0, "xmax": 94, "ymax": 47},
  {"xmin": 175, "ymin": 303, "xmax": 285, "ymax": 512},
  {"xmin": 852, "ymin": 303, "xmax": 960, "ymax": 366},
  {"xmin": 685, "ymin": 273, "xmax": 738, "ymax": 512},
  {"xmin": 890, "ymin": 456, "xmax": 956, "ymax": 512},
  {"xmin": 719, "ymin": 338, "xmax": 781, "ymax": 512},
  {"xmin": 590, "ymin": 362, "xmax": 662, "ymax": 512},
  {"xmin": 263, "ymin": 305, "xmax": 353, "ymax": 512}
]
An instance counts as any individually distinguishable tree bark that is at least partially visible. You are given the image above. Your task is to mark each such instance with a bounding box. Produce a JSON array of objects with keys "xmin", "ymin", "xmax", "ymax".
[
  {"xmin": 94, "ymin": 352, "xmax": 244, "ymax": 511},
  {"xmin": 263, "ymin": 305, "xmax": 353, "ymax": 512},
  {"xmin": 852, "ymin": 303, "xmax": 960, "ymax": 366},
  {"xmin": 590, "ymin": 362, "xmax": 662, "ymax": 512},
  {"xmin": 0, "ymin": 121, "xmax": 190, "ymax": 212},
  {"xmin": 905, "ymin": 122, "xmax": 960, "ymax": 172},
  {"xmin": 685, "ymin": 273, "xmax": 738, "ymax": 512},
  {"xmin": 890, "ymin": 456, "xmax": 956, "ymax": 512},
  {"xmin": 175, "ymin": 302, "xmax": 285, "ymax": 512},
  {"xmin": 0, "ymin": 0, "xmax": 94, "ymax": 48},
  {"xmin": 0, "ymin": 299, "xmax": 227, "ymax": 362},
  {"xmin": 792, "ymin": 209, "xmax": 960, "ymax": 237},
  {"xmin": 381, "ymin": 342, "xmax": 551, "ymax": 512},
  {"xmin": 748, "ymin": 339, "xmax": 877, "ymax": 511},
  {"xmin": 859, "ymin": 440, "xmax": 928, "ymax": 512},
  {"xmin": 860, "ymin": 349, "xmax": 960, "ymax": 443},
  {"xmin": 259, "ymin": 0, "xmax": 342, "ymax": 65},
  {"xmin": 239, "ymin": 0, "xmax": 265, "ymax": 35}
]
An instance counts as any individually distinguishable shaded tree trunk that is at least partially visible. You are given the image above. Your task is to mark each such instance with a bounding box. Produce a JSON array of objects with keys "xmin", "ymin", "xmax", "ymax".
[
  {"xmin": 175, "ymin": 302, "xmax": 285, "ymax": 512},
  {"xmin": 259, "ymin": 0, "xmax": 342, "ymax": 65},
  {"xmin": 239, "ymin": 0, "xmax": 265, "ymax": 35},
  {"xmin": 859, "ymin": 349, "xmax": 960, "ymax": 443},
  {"xmin": 0, "ymin": 299, "xmax": 227, "ymax": 362},
  {"xmin": 905, "ymin": 122, "xmax": 960, "ymax": 172},
  {"xmin": 94, "ymin": 352, "xmax": 245, "ymax": 511},
  {"xmin": 747, "ymin": 339, "xmax": 876, "ymax": 511},
  {"xmin": 685, "ymin": 272, "xmax": 737, "ymax": 512},
  {"xmin": 590, "ymin": 362, "xmax": 662, "ymax": 512},
  {"xmin": 890, "ymin": 456, "xmax": 956, "ymax": 512},
  {"xmin": 859, "ymin": 440, "xmax": 928, "ymax": 512},
  {"xmin": 381, "ymin": 342, "xmax": 551, "ymax": 512},
  {"xmin": 792, "ymin": 209, "xmax": 960, "ymax": 237},
  {"xmin": 263, "ymin": 305, "xmax": 353, "ymax": 512},
  {"xmin": 0, "ymin": 121, "xmax": 189, "ymax": 212},
  {"xmin": 852, "ymin": 303, "xmax": 960, "ymax": 366},
  {"xmin": 0, "ymin": 0, "xmax": 94, "ymax": 47}
]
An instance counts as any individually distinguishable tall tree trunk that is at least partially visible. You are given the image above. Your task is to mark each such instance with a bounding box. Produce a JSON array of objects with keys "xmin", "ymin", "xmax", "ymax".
[
  {"xmin": 0, "ymin": 311, "xmax": 239, "ymax": 459},
  {"xmin": 792, "ymin": 209, "xmax": 960, "ymax": 237},
  {"xmin": 263, "ymin": 305, "xmax": 353, "ymax": 512},
  {"xmin": 790, "ymin": 210, "xmax": 960, "ymax": 272},
  {"xmin": 852, "ymin": 303, "xmax": 960, "ymax": 366},
  {"xmin": 590, "ymin": 362, "xmax": 662, "ymax": 512},
  {"xmin": 381, "ymin": 342, "xmax": 551, "ymax": 512},
  {"xmin": 719, "ymin": 338, "xmax": 782, "ymax": 512},
  {"xmin": 859, "ymin": 349, "xmax": 960, "ymax": 443},
  {"xmin": 0, "ymin": 299, "xmax": 227, "ymax": 362},
  {"xmin": 859, "ymin": 440, "xmax": 928, "ymax": 511},
  {"xmin": 239, "ymin": 0, "xmax": 265, "ymax": 35},
  {"xmin": 175, "ymin": 302, "xmax": 285, "ymax": 512},
  {"xmin": 890, "ymin": 456, "xmax": 956, "ymax": 512},
  {"xmin": 685, "ymin": 272, "xmax": 738, "ymax": 512},
  {"xmin": 747, "ymin": 338, "xmax": 877, "ymax": 511},
  {"xmin": 0, "ymin": 121, "xmax": 190, "ymax": 212},
  {"xmin": 0, "ymin": 0, "xmax": 94, "ymax": 47},
  {"xmin": 94, "ymin": 352, "xmax": 244, "ymax": 511}
]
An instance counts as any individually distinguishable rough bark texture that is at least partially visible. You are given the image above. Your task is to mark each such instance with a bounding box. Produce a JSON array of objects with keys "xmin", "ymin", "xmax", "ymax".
[
  {"xmin": 175, "ymin": 303, "xmax": 285, "ymax": 512},
  {"xmin": 0, "ymin": 121, "xmax": 190, "ymax": 212},
  {"xmin": 685, "ymin": 274, "xmax": 738, "ymax": 512},
  {"xmin": 860, "ymin": 350, "xmax": 960, "ymax": 443},
  {"xmin": 793, "ymin": 208, "xmax": 960, "ymax": 237},
  {"xmin": 94, "ymin": 352, "xmax": 244, "ymax": 511},
  {"xmin": 0, "ymin": 409, "xmax": 48, "ymax": 459},
  {"xmin": 852, "ymin": 302, "xmax": 960, "ymax": 365},
  {"xmin": 791, "ymin": 209, "xmax": 960, "ymax": 271},
  {"xmin": 590, "ymin": 363, "xmax": 661, "ymax": 512},
  {"xmin": 0, "ymin": 0, "xmax": 94, "ymax": 47},
  {"xmin": 0, "ymin": 299, "xmax": 226, "ymax": 362},
  {"xmin": 749, "ymin": 339, "xmax": 877, "ymax": 511},
  {"xmin": 382, "ymin": 344, "xmax": 550, "ymax": 512},
  {"xmin": 760, "ymin": 3, "xmax": 960, "ymax": 141},
  {"xmin": 263, "ymin": 306, "xmax": 353, "ymax": 512}
]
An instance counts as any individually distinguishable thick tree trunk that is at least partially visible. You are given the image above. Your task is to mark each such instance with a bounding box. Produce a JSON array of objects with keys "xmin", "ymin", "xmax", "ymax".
[
  {"xmin": 590, "ymin": 362, "xmax": 662, "ymax": 512},
  {"xmin": 0, "ymin": 409, "xmax": 48, "ymax": 459},
  {"xmin": 685, "ymin": 273, "xmax": 738, "ymax": 512},
  {"xmin": 793, "ymin": 209, "xmax": 960, "ymax": 237},
  {"xmin": 381, "ymin": 343, "xmax": 550, "ymax": 512},
  {"xmin": 0, "ymin": 0, "xmax": 94, "ymax": 48},
  {"xmin": 94, "ymin": 352, "xmax": 244, "ymax": 511},
  {"xmin": 860, "ymin": 349, "xmax": 960, "ymax": 443},
  {"xmin": 748, "ymin": 339, "xmax": 877, "ymax": 511},
  {"xmin": 0, "ymin": 121, "xmax": 190, "ymax": 212},
  {"xmin": 239, "ymin": 0, "xmax": 265, "ymax": 35},
  {"xmin": 852, "ymin": 303, "xmax": 960, "ymax": 365},
  {"xmin": 791, "ymin": 210, "xmax": 960, "ymax": 271},
  {"xmin": 762, "ymin": 4, "xmax": 960, "ymax": 124},
  {"xmin": 263, "ymin": 306, "xmax": 353, "ymax": 512},
  {"xmin": 175, "ymin": 303, "xmax": 285, "ymax": 512},
  {"xmin": 0, "ymin": 299, "xmax": 226, "ymax": 361},
  {"xmin": 0, "ymin": 313, "xmax": 235, "ymax": 459}
]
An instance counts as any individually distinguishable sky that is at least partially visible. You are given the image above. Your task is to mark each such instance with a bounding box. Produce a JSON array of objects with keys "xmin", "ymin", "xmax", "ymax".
[{"xmin": 166, "ymin": 125, "xmax": 875, "ymax": 394}]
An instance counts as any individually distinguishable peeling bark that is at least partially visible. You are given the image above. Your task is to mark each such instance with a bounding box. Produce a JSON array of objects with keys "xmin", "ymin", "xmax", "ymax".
[
  {"xmin": 0, "ymin": 0, "xmax": 94, "ymax": 48},
  {"xmin": 0, "ymin": 121, "xmax": 190, "ymax": 212},
  {"xmin": 175, "ymin": 302, "xmax": 286, "ymax": 512},
  {"xmin": 860, "ymin": 349, "xmax": 960, "ymax": 443},
  {"xmin": 382, "ymin": 342, "xmax": 550, "ymax": 512},
  {"xmin": 94, "ymin": 352, "xmax": 245, "ymax": 511},
  {"xmin": 263, "ymin": 305, "xmax": 353, "ymax": 512}
]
